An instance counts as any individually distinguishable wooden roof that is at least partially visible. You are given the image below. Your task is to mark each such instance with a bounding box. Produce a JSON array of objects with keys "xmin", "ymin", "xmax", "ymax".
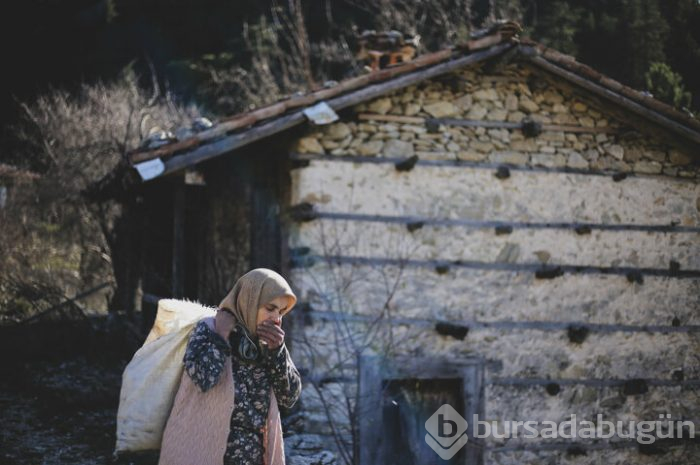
[{"xmin": 93, "ymin": 23, "xmax": 700, "ymax": 193}]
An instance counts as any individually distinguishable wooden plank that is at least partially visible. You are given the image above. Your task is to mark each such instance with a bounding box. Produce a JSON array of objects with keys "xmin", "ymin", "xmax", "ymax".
[
  {"xmin": 484, "ymin": 384, "xmax": 698, "ymax": 430},
  {"xmin": 290, "ymin": 160, "xmax": 700, "ymax": 226},
  {"xmin": 527, "ymin": 55, "xmax": 700, "ymax": 146},
  {"xmin": 307, "ymin": 210, "xmax": 700, "ymax": 233},
  {"xmin": 309, "ymin": 320, "xmax": 700, "ymax": 380},
  {"xmin": 161, "ymin": 112, "xmax": 305, "ymax": 177},
  {"xmin": 307, "ymin": 309, "xmax": 700, "ymax": 334},
  {"xmin": 357, "ymin": 113, "xmax": 618, "ymax": 133},
  {"xmin": 291, "ymin": 152, "xmax": 699, "ymax": 183},
  {"xmin": 289, "ymin": 265, "xmax": 700, "ymax": 326},
  {"xmin": 291, "ymin": 219, "xmax": 700, "ymax": 270}
]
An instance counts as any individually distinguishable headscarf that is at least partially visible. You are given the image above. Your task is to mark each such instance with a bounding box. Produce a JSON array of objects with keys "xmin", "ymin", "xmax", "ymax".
[{"xmin": 219, "ymin": 268, "xmax": 297, "ymax": 337}]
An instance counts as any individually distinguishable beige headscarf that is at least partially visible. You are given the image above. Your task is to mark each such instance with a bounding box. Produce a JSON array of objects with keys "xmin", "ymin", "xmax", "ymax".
[{"xmin": 218, "ymin": 268, "xmax": 297, "ymax": 337}]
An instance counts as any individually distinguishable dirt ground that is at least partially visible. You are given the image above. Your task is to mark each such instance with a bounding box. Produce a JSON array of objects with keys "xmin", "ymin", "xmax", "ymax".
[{"xmin": 0, "ymin": 357, "xmax": 127, "ymax": 465}]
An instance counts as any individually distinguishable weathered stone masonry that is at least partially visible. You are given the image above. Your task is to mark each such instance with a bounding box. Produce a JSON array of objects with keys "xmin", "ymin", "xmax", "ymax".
[{"xmin": 287, "ymin": 62, "xmax": 700, "ymax": 464}]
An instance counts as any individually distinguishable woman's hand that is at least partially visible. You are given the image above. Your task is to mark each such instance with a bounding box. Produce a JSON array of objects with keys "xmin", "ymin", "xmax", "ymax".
[
  {"xmin": 257, "ymin": 319, "xmax": 285, "ymax": 350},
  {"xmin": 214, "ymin": 307, "xmax": 236, "ymax": 340}
]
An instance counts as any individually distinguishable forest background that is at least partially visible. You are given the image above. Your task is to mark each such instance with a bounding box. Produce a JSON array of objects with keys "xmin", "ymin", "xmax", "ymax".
[{"xmin": 1, "ymin": 0, "xmax": 699, "ymax": 321}]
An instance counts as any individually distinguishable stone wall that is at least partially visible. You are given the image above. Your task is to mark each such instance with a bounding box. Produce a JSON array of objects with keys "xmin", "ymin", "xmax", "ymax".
[{"xmin": 286, "ymin": 62, "xmax": 700, "ymax": 463}]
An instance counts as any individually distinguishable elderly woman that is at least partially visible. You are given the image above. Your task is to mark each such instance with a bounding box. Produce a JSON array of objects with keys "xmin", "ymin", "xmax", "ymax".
[{"xmin": 159, "ymin": 268, "xmax": 302, "ymax": 465}]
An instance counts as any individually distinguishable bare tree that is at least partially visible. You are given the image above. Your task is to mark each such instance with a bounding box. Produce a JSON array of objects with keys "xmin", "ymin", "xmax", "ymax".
[
  {"xmin": 1, "ymin": 68, "xmax": 200, "ymax": 321},
  {"xmin": 288, "ymin": 180, "xmax": 426, "ymax": 464}
]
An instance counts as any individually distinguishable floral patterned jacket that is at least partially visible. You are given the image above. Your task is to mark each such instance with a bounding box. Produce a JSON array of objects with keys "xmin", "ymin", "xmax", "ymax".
[{"xmin": 183, "ymin": 320, "xmax": 302, "ymax": 465}]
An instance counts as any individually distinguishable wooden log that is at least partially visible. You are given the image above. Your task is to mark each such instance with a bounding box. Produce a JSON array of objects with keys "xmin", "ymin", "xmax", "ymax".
[
  {"xmin": 307, "ymin": 318, "xmax": 700, "ymax": 379},
  {"xmin": 293, "ymin": 218, "xmax": 700, "ymax": 270},
  {"xmin": 291, "ymin": 160, "xmax": 700, "ymax": 227},
  {"xmin": 357, "ymin": 114, "xmax": 425, "ymax": 124},
  {"xmin": 526, "ymin": 55, "xmax": 700, "ymax": 146},
  {"xmin": 290, "ymin": 266, "xmax": 700, "ymax": 326},
  {"xmin": 357, "ymin": 113, "xmax": 619, "ymax": 133}
]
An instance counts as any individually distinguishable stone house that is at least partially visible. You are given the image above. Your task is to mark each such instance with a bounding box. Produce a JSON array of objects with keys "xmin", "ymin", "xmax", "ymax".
[{"xmin": 97, "ymin": 27, "xmax": 700, "ymax": 464}]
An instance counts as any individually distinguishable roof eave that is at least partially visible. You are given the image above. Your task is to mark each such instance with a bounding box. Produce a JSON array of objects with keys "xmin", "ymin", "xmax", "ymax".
[{"xmin": 144, "ymin": 41, "xmax": 517, "ymax": 182}]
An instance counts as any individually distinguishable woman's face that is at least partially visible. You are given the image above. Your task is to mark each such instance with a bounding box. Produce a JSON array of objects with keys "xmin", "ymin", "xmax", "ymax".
[{"xmin": 256, "ymin": 295, "xmax": 289, "ymax": 327}]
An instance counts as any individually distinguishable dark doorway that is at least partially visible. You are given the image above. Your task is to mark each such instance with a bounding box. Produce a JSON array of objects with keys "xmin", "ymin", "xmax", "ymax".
[
  {"xmin": 382, "ymin": 377, "xmax": 465, "ymax": 464},
  {"xmin": 359, "ymin": 355, "xmax": 484, "ymax": 465}
]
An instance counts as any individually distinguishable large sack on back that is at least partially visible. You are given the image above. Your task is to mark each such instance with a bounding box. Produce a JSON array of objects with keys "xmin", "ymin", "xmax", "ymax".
[{"xmin": 114, "ymin": 299, "xmax": 216, "ymax": 456}]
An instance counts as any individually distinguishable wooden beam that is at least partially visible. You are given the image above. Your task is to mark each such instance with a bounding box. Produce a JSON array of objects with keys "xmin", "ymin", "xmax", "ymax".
[
  {"xmin": 357, "ymin": 113, "xmax": 619, "ymax": 133},
  {"xmin": 526, "ymin": 55, "xmax": 700, "ymax": 146}
]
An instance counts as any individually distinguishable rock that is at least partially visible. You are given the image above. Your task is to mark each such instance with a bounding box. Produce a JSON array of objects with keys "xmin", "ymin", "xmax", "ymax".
[
  {"xmin": 358, "ymin": 140, "xmax": 384, "ymax": 156},
  {"xmin": 567, "ymin": 151, "xmax": 589, "ymax": 169},
  {"xmin": 518, "ymin": 98, "xmax": 539, "ymax": 113},
  {"xmin": 467, "ymin": 105, "xmax": 488, "ymax": 120},
  {"xmin": 507, "ymin": 111, "xmax": 526, "ymax": 123},
  {"xmin": 338, "ymin": 135, "xmax": 352, "ymax": 148},
  {"xmin": 488, "ymin": 128, "xmax": 510, "ymax": 142},
  {"xmin": 543, "ymin": 90, "xmax": 564, "ymax": 104},
  {"xmin": 454, "ymin": 94, "xmax": 472, "ymax": 111},
  {"xmin": 668, "ymin": 149, "xmax": 692, "ymax": 165},
  {"xmin": 486, "ymin": 109, "xmax": 508, "ymax": 121},
  {"xmin": 604, "ymin": 144, "xmax": 624, "ymax": 160},
  {"xmin": 489, "ymin": 151, "xmax": 529, "ymax": 164},
  {"xmin": 473, "ymin": 88, "xmax": 499, "ymax": 101},
  {"xmin": 662, "ymin": 166, "xmax": 678, "ymax": 177},
  {"xmin": 400, "ymin": 90, "xmax": 414, "ymax": 103},
  {"xmin": 531, "ymin": 153, "xmax": 567, "ymax": 168},
  {"xmin": 423, "ymin": 101, "xmax": 458, "ymax": 118},
  {"xmin": 578, "ymin": 117, "xmax": 595, "ymax": 128},
  {"xmin": 383, "ymin": 139, "xmax": 414, "ymax": 157},
  {"xmin": 470, "ymin": 141, "xmax": 495, "ymax": 153},
  {"xmin": 533, "ymin": 250, "xmax": 551, "ymax": 263},
  {"xmin": 446, "ymin": 142, "xmax": 460, "ymax": 153},
  {"xmin": 583, "ymin": 149, "xmax": 599, "ymax": 162},
  {"xmin": 645, "ymin": 149, "xmax": 667, "ymax": 163},
  {"xmin": 623, "ymin": 146, "xmax": 643, "ymax": 163},
  {"xmin": 505, "ymin": 95, "xmax": 518, "ymax": 111},
  {"xmin": 367, "ymin": 98, "xmax": 392, "ymax": 114},
  {"xmin": 496, "ymin": 243, "xmax": 520, "ymax": 263},
  {"xmin": 296, "ymin": 137, "xmax": 324, "ymax": 154},
  {"xmin": 457, "ymin": 150, "xmax": 487, "ymax": 161},
  {"xmin": 572, "ymin": 102, "xmax": 588, "ymax": 112},
  {"xmin": 540, "ymin": 131, "xmax": 565, "ymax": 142},
  {"xmin": 552, "ymin": 103, "xmax": 567, "ymax": 113},
  {"xmin": 404, "ymin": 103, "xmax": 421, "ymax": 116},
  {"xmin": 510, "ymin": 139, "xmax": 538, "ymax": 152},
  {"xmin": 324, "ymin": 123, "xmax": 351, "ymax": 140},
  {"xmin": 321, "ymin": 139, "xmax": 339, "ymax": 150},
  {"xmin": 552, "ymin": 113, "xmax": 577, "ymax": 125},
  {"xmin": 634, "ymin": 161, "xmax": 663, "ymax": 174}
]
